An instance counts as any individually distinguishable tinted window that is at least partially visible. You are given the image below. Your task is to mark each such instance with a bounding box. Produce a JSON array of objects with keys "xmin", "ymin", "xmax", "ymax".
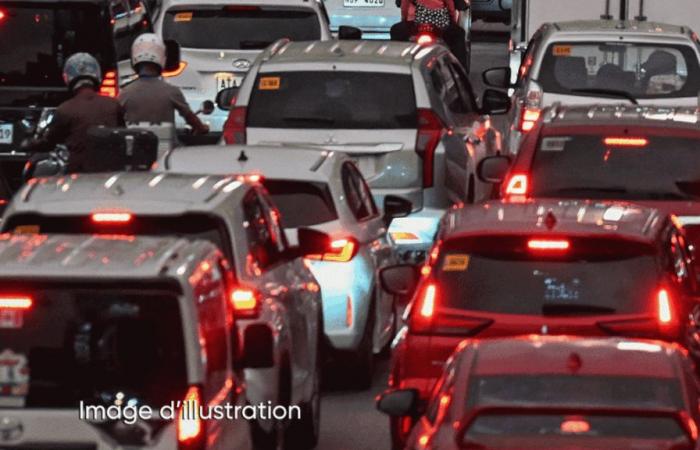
[
  {"xmin": 247, "ymin": 72, "xmax": 417, "ymax": 129},
  {"xmin": 342, "ymin": 163, "xmax": 377, "ymax": 220},
  {"xmin": 162, "ymin": 7, "xmax": 321, "ymax": 50},
  {"xmin": 530, "ymin": 134, "xmax": 700, "ymax": 201},
  {"xmin": 0, "ymin": 286, "xmax": 187, "ymax": 409},
  {"xmin": 263, "ymin": 180, "xmax": 338, "ymax": 228},
  {"xmin": 435, "ymin": 236, "xmax": 660, "ymax": 316},
  {"xmin": 243, "ymin": 192, "xmax": 280, "ymax": 270},
  {"xmin": 538, "ymin": 42, "xmax": 700, "ymax": 98},
  {"xmin": 0, "ymin": 3, "xmax": 114, "ymax": 87}
]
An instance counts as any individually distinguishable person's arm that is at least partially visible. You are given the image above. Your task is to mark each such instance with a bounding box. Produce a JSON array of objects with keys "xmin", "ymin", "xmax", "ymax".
[
  {"xmin": 23, "ymin": 110, "xmax": 69, "ymax": 153},
  {"xmin": 445, "ymin": 0, "xmax": 457, "ymax": 21},
  {"xmin": 401, "ymin": 0, "xmax": 409, "ymax": 21},
  {"xmin": 171, "ymin": 86, "xmax": 209, "ymax": 134}
]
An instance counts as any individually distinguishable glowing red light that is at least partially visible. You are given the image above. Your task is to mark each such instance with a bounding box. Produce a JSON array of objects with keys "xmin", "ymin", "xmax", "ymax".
[
  {"xmin": 0, "ymin": 296, "xmax": 32, "ymax": 310},
  {"xmin": 505, "ymin": 174, "xmax": 529, "ymax": 196},
  {"xmin": 658, "ymin": 289, "xmax": 673, "ymax": 324},
  {"xmin": 419, "ymin": 283, "xmax": 437, "ymax": 318},
  {"xmin": 177, "ymin": 386, "xmax": 203, "ymax": 443},
  {"xmin": 91, "ymin": 212, "xmax": 132, "ymax": 224},
  {"xmin": 561, "ymin": 417, "xmax": 590, "ymax": 434},
  {"xmin": 416, "ymin": 33, "xmax": 435, "ymax": 45},
  {"xmin": 527, "ymin": 239, "xmax": 570, "ymax": 251},
  {"xmin": 604, "ymin": 137, "xmax": 648, "ymax": 147}
]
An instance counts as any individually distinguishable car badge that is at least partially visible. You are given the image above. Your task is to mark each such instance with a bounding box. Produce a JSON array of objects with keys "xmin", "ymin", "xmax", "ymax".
[
  {"xmin": 0, "ymin": 417, "xmax": 23, "ymax": 442},
  {"xmin": 541, "ymin": 324, "xmax": 548, "ymax": 335},
  {"xmin": 232, "ymin": 59, "xmax": 251, "ymax": 70}
]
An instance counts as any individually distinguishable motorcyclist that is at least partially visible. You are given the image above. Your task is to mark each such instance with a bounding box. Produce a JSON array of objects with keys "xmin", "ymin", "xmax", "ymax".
[
  {"xmin": 119, "ymin": 33, "xmax": 209, "ymax": 135},
  {"xmin": 23, "ymin": 53, "xmax": 125, "ymax": 173}
]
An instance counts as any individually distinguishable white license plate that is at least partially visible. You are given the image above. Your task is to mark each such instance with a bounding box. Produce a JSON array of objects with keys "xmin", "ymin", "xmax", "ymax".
[
  {"xmin": 215, "ymin": 73, "xmax": 244, "ymax": 92},
  {"xmin": 0, "ymin": 124, "xmax": 12, "ymax": 145},
  {"xmin": 344, "ymin": 0, "xmax": 384, "ymax": 7}
]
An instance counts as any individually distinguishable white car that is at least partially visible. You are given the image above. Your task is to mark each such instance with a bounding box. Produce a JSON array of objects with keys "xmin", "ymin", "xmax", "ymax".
[
  {"xmin": 161, "ymin": 144, "xmax": 413, "ymax": 387},
  {"xmin": 155, "ymin": 0, "xmax": 333, "ymax": 133},
  {"xmin": 1, "ymin": 172, "xmax": 327, "ymax": 449},
  {"xmin": 0, "ymin": 233, "xmax": 252, "ymax": 449}
]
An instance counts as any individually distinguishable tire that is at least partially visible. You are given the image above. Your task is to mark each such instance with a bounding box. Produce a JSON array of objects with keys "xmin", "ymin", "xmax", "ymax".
[
  {"xmin": 350, "ymin": 297, "xmax": 376, "ymax": 390},
  {"xmin": 251, "ymin": 359, "xmax": 291, "ymax": 450}
]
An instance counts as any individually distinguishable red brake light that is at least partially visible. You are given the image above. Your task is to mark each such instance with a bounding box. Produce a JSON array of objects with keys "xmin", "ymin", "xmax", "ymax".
[
  {"xmin": 99, "ymin": 71, "xmax": 118, "ymax": 98},
  {"xmin": 236, "ymin": 173, "xmax": 263, "ymax": 183},
  {"xmin": 518, "ymin": 108, "xmax": 540, "ymax": 132},
  {"xmin": 177, "ymin": 386, "xmax": 204, "ymax": 448},
  {"xmin": 415, "ymin": 109, "xmax": 444, "ymax": 188},
  {"xmin": 528, "ymin": 239, "xmax": 570, "ymax": 252},
  {"xmin": 0, "ymin": 10, "xmax": 6, "ymax": 21},
  {"xmin": 560, "ymin": 417, "xmax": 590, "ymax": 434},
  {"xmin": 0, "ymin": 296, "xmax": 32, "ymax": 310},
  {"xmin": 307, "ymin": 238, "xmax": 358, "ymax": 263},
  {"xmin": 419, "ymin": 283, "xmax": 437, "ymax": 318},
  {"xmin": 223, "ymin": 106, "xmax": 247, "ymax": 145},
  {"xmin": 658, "ymin": 288, "xmax": 673, "ymax": 325},
  {"xmin": 505, "ymin": 173, "xmax": 529, "ymax": 196},
  {"xmin": 603, "ymin": 137, "xmax": 649, "ymax": 147},
  {"xmin": 230, "ymin": 287, "xmax": 259, "ymax": 318},
  {"xmin": 416, "ymin": 33, "xmax": 434, "ymax": 45},
  {"xmin": 163, "ymin": 62, "xmax": 188, "ymax": 78},
  {"xmin": 91, "ymin": 212, "xmax": 133, "ymax": 224}
]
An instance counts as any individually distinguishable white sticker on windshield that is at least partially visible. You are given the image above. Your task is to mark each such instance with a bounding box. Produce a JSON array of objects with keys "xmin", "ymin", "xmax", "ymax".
[
  {"xmin": 540, "ymin": 137, "xmax": 571, "ymax": 152},
  {"xmin": 0, "ymin": 349, "xmax": 29, "ymax": 407}
]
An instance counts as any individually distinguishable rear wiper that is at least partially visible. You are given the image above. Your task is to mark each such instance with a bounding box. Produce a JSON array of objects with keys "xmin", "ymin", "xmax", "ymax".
[
  {"xmin": 282, "ymin": 116, "xmax": 336, "ymax": 125},
  {"xmin": 570, "ymin": 88, "xmax": 638, "ymax": 105},
  {"xmin": 542, "ymin": 303, "xmax": 616, "ymax": 316},
  {"xmin": 239, "ymin": 40, "xmax": 274, "ymax": 50}
]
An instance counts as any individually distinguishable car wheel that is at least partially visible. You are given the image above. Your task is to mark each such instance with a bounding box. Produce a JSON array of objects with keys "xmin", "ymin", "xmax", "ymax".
[
  {"xmin": 350, "ymin": 297, "xmax": 376, "ymax": 390},
  {"xmin": 251, "ymin": 359, "xmax": 291, "ymax": 450}
]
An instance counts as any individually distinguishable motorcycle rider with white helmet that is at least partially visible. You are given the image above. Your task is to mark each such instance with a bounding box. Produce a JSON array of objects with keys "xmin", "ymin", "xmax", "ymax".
[{"xmin": 119, "ymin": 33, "xmax": 209, "ymax": 134}]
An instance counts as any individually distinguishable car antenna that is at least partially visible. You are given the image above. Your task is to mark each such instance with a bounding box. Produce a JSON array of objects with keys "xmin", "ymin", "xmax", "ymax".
[{"xmin": 238, "ymin": 150, "xmax": 248, "ymax": 162}]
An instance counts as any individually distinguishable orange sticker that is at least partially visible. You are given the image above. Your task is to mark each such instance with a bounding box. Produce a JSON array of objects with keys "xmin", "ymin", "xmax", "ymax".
[
  {"xmin": 174, "ymin": 12, "xmax": 193, "ymax": 22},
  {"xmin": 553, "ymin": 45, "xmax": 572, "ymax": 56},
  {"xmin": 14, "ymin": 225, "xmax": 39, "ymax": 234},
  {"xmin": 258, "ymin": 76, "xmax": 281, "ymax": 90},
  {"xmin": 443, "ymin": 254, "xmax": 470, "ymax": 271}
]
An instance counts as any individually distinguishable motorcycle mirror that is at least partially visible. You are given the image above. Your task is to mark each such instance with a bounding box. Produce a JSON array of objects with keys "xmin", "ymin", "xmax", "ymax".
[{"xmin": 200, "ymin": 100, "xmax": 215, "ymax": 115}]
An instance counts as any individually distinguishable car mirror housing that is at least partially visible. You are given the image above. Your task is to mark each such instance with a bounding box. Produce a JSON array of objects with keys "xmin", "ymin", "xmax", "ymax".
[
  {"xmin": 477, "ymin": 155, "xmax": 511, "ymax": 184},
  {"xmin": 380, "ymin": 264, "xmax": 420, "ymax": 297},
  {"xmin": 163, "ymin": 39, "xmax": 181, "ymax": 73},
  {"xmin": 376, "ymin": 388, "xmax": 421, "ymax": 417},
  {"xmin": 383, "ymin": 195, "xmax": 413, "ymax": 226},
  {"xmin": 482, "ymin": 66, "xmax": 512, "ymax": 89},
  {"xmin": 297, "ymin": 228, "xmax": 331, "ymax": 257},
  {"xmin": 215, "ymin": 87, "xmax": 239, "ymax": 111},
  {"xmin": 481, "ymin": 89, "xmax": 511, "ymax": 115}
]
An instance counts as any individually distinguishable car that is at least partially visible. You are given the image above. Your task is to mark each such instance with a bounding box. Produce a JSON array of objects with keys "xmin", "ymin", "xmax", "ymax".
[
  {"xmin": 0, "ymin": 0, "xmax": 161, "ymax": 191},
  {"xmin": 472, "ymin": 0, "xmax": 510, "ymax": 23},
  {"xmin": 0, "ymin": 233, "xmax": 253, "ymax": 449},
  {"xmin": 161, "ymin": 144, "xmax": 413, "ymax": 386},
  {"xmin": 479, "ymin": 104, "xmax": 700, "ymax": 252},
  {"xmin": 378, "ymin": 336, "xmax": 700, "ymax": 450},
  {"xmin": 483, "ymin": 19, "xmax": 700, "ymax": 154},
  {"xmin": 379, "ymin": 199, "xmax": 700, "ymax": 448},
  {"xmin": 155, "ymin": 0, "xmax": 333, "ymax": 134},
  {"xmin": 0, "ymin": 172, "xmax": 327, "ymax": 449},
  {"xmin": 218, "ymin": 39, "xmax": 510, "ymax": 262}
]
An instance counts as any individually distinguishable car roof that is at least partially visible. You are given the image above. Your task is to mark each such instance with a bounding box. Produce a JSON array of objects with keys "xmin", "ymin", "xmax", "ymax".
[
  {"xmin": 8, "ymin": 172, "xmax": 249, "ymax": 217},
  {"xmin": 161, "ymin": 0, "xmax": 322, "ymax": 9},
  {"xmin": 441, "ymin": 199, "xmax": 666, "ymax": 243},
  {"xmin": 163, "ymin": 145, "xmax": 345, "ymax": 183},
  {"xmin": 548, "ymin": 20, "xmax": 688, "ymax": 37},
  {"xmin": 0, "ymin": 233, "xmax": 214, "ymax": 282},
  {"xmin": 468, "ymin": 336, "xmax": 682, "ymax": 378},
  {"xmin": 541, "ymin": 104, "xmax": 700, "ymax": 130}
]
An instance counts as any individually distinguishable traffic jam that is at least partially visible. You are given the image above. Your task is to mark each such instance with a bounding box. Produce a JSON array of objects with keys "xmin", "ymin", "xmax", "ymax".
[{"xmin": 2, "ymin": 0, "xmax": 700, "ymax": 448}]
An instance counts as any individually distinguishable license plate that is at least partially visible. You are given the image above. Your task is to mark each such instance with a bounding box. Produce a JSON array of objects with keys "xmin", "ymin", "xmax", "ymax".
[
  {"xmin": 215, "ymin": 73, "xmax": 244, "ymax": 92},
  {"xmin": 0, "ymin": 124, "xmax": 12, "ymax": 145},
  {"xmin": 344, "ymin": 0, "xmax": 384, "ymax": 7}
]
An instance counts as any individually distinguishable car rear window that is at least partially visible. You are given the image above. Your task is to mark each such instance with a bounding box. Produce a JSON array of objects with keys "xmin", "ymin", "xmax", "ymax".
[
  {"xmin": 0, "ymin": 285, "xmax": 187, "ymax": 409},
  {"xmin": 530, "ymin": 133, "xmax": 700, "ymax": 201},
  {"xmin": 435, "ymin": 236, "xmax": 659, "ymax": 316},
  {"xmin": 247, "ymin": 71, "xmax": 417, "ymax": 129},
  {"xmin": 0, "ymin": 2, "xmax": 114, "ymax": 88},
  {"xmin": 538, "ymin": 42, "xmax": 700, "ymax": 99},
  {"xmin": 162, "ymin": 6, "xmax": 321, "ymax": 50},
  {"xmin": 263, "ymin": 180, "xmax": 338, "ymax": 228}
]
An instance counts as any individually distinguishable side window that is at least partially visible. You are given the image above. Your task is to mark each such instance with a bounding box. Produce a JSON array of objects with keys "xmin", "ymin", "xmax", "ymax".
[
  {"xmin": 258, "ymin": 189, "xmax": 288, "ymax": 252},
  {"xmin": 669, "ymin": 230, "xmax": 691, "ymax": 288},
  {"xmin": 447, "ymin": 62, "xmax": 476, "ymax": 114},
  {"xmin": 438, "ymin": 59, "xmax": 463, "ymax": 115},
  {"xmin": 243, "ymin": 191, "xmax": 281, "ymax": 272},
  {"xmin": 130, "ymin": 0, "xmax": 153, "ymax": 36},
  {"xmin": 517, "ymin": 31, "xmax": 543, "ymax": 85},
  {"xmin": 342, "ymin": 163, "xmax": 377, "ymax": 221}
]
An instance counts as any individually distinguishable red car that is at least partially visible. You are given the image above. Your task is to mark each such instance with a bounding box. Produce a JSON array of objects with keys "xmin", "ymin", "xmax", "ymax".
[
  {"xmin": 380, "ymin": 199, "xmax": 700, "ymax": 448},
  {"xmin": 378, "ymin": 336, "xmax": 700, "ymax": 450},
  {"xmin": 478, "ymin": 104, "xmax": 700, "ymax": 246}
]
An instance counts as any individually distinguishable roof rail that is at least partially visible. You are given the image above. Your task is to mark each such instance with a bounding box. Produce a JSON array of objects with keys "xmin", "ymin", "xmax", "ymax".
[
  {"xmin": 634, "ymin": 0, "xmax": 647, "ymax": 21},
  {"xmin": 601, "ymin": 0, "xmax": 613, "ymax": 20},
  {"xmin": 261, "ymin": 38, "xmax": 292, "ymax": 62}
]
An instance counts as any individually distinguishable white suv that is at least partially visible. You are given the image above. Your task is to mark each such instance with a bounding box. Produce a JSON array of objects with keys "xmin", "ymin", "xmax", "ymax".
[
  {"xmin": 155, "ymin": 0, "xmax": 333, "ymax": 133},
  {"xmin": 0, "ymin": 233, "xmax": 252, "ymax": 449}
]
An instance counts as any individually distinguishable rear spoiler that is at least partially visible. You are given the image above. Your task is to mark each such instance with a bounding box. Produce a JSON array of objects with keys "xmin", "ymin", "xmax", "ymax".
[{"xmin": 454, "ymin": 405, "xmax": 695, "ymax": 449}]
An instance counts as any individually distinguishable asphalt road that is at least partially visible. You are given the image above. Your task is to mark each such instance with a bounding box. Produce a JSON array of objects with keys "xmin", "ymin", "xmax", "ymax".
[{"xmin": 317, "ymin": 29, "xmax": 510, "ymax": 450}]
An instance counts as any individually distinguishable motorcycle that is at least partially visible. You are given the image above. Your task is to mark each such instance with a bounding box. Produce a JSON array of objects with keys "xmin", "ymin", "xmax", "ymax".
[{"xmin": 410, "ymin": 23, "xmax": 445, "ymax": 46}]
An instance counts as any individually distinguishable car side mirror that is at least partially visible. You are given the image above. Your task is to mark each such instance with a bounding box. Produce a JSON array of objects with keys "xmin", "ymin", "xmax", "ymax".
[
  {"xmin": 376, "ymin": 388, "xmax": 421, "ymax": 417},
  {"xmin": 481, "ymin": 89, "xmax": 510, "ymax": 115},
  {"xmin": 477, "ymin": 155, "xmax": 511, "ymax": 184},
  {"xmin": 163, "ymin": 39, "xmax": 181, "ymax": 73},
  {"xmin": 239, "ymin": 324, "xmax": 274, "ymax": 369},
  {"xmin": 482, "ymin": 66, "xmax": 511, "ymax": 89},
  {"xmin": 199, "ymin": 100, "xmax": 215, "ymax": 115},
  {"xmin": 380, "ymin": 264, "xmax": 420, "ymax": 297},
  {"xmin": 215, "ymin": 87, "xmax": 239, "ymax": 111},
  {"xmin": 384, "ymin": 195, "xmax": 413, "ymax": 226},
  {"xmin": 338, "ymin": 25, "xmax": 362, "ymax": 40},
  {"xmin": 297, "ymin": 228, "xmax": 331, "ymax": 257}
]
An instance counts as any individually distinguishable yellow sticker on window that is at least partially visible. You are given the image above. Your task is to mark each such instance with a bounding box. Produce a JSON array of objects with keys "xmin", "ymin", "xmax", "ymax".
[
  {"xmin": 14, "ymin": 225, "xmax": 39, "ymax": 234},
  {"xmin": 443, "ymin": 254, "xmax": 470, "ymax": 271},
  {"xmin": 259, "ymin": 76, "xmax": 281, "ymax": 90},
  {"xmin": 174, "ymin": 12, "xmax": 193, "ymax": 22},
  {"xmin": 553, "ymin": 45, "xmax": 572, "ymax": 56}
]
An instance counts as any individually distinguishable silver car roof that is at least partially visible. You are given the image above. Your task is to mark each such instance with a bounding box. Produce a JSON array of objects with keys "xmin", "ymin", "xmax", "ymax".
[
  {"xmin": 549, "ymin": 20, "xmax": 687, "ymax": 35},
  {"xmin": 542, "ymin": 104, "xmax": 700, "ymax": 128}
]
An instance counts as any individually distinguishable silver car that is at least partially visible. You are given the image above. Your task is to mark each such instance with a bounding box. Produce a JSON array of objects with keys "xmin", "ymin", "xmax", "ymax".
[
  {"xmin": 219, "ymin": 39, "xmax": 509, "ymax": 261},
  {"xmin": 2, "ymin": 173, "xmax": 326, "ymax": 449},
  {"xmin": 162, "ymin": 145, "xmax": 414, "ymax": 387}
]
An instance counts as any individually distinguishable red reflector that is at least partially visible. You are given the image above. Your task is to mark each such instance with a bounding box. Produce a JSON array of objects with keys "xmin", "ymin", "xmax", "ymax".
[
  {"xmin": 163, "ymin": 61, "xmax": 187, "ymax": 78},
  {"xmin": 658, "ymin": 288, "xmax": 673, "ymax": 324},
  {"xmin": 0, "ymin": 296, "xmax": 32, "ymax": 309},
  {"xmin": 0, "ymin": 10, "xmax": 6, "ymax": 20},
  {"xmin": 519, "ymin": 108, "xmax": 540, "ymax": 132},
  {"xmin": 177, "ymin": 386, "xmax": 203, "ymax": 444},
  {"xmin": 505, "ymin": 174, "xmax": 529, "ymax": 196},
  {"xmin": 419, "ymin": 283, "xmax": 437, "ymax": 318},
  {"xmin": 528, "ymin": 239, "xmax": 570, "ymax": 251},
  {"xmin": 307, "ymin": 238, "xmax": 358, "ymax": 262},
  {"xmin": 231, "ymin": 288, "xmax": 258, "ymax": 312},
  {"xmin": 561, "ymin": 417, "xmax": 590, "ymax": 434},
  {"xmin": 236, "ymin": 173, "xmax": 263, "ymax": 183},
  {"xmin": 416, "ymin": 33, "xmax": 434, "ymax": 45},
  {"xmin": 604, "ymin": 137, "xmax": 648, "ymax": 147},
  {"xmin": 91, "ymin": 212, "xmax": 132, "ymax": 224}
]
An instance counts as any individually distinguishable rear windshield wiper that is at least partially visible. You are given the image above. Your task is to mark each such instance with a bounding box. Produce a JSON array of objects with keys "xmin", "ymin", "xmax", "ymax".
[
  {"xmin": 542, "ymin": 303, "xmax": 616, "ymax": 316},
  {"xmin": 282, "ymin": 116, "xmax": 336, "ymax": 125},
  {"xmin": 239, "ymin": 40, "xmax": 274, "ymax": 50},
  {"xmin": 569, "ymin": 88, "xmax": 638, "ymax": 105}
]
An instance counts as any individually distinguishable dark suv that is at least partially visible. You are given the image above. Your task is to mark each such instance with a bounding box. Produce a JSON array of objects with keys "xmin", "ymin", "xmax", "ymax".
[{"xmin": 0, "ymin": 0, "xmax": 152, "ymax": 192}]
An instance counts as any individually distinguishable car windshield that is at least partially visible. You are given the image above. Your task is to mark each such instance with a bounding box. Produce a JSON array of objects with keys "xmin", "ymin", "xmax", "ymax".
[
  {"xmin": 435, "ymin": 236, "xmax": 659, "ymax": 316},
  {"xmin": 247, "ymin": 71, "xmax": 418, "ymax": 129},
  {"xmin": 537, "ymin": 42, "xmax": 700, "ymax": 99},
  {"xmin": 162, "ymin": 6, "xmax": 321, "ymax": 50},
  {"xmin": 263, "ymin": 180, "xmax": 338, "ymax": 228},
  {"xmin": 0, "ymin": 285, "xmax": 187, "ymax": 409},
  {"xmin": 0, "ymin": 2, "xmax": 113, "ymax": 88},
  {"xmin": 530, "ymin": 133, "xmax": 700, "ymax": 200}
]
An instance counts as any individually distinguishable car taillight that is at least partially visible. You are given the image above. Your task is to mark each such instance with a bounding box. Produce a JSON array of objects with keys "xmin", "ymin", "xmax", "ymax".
[
  {"xmin": 306, "ymin": 238, "xmax": 358, "ymax": 263},
  {"xmin": 163, "ymin": 62, "xmax": 188, "ymax": 78},
  {"xmin": 518, "ymin": 80, "xmax": 542, "ymax": 132},
  {"xmin": 518, "ymin": 107, "xmax": 540, "ymax": 132},
  {"xmin": 415, "ymin": 109, "xmax": 444, "ymax": 188},
  {"xmin": 91, "ymin": 212, "xmax": 133, "ymax": 224},
  {"xmin": 0, "ymin": 10, "xmax": 6, "ymax": 21},
  {"xmin": 419, "ymin": 283, "xmax": 437, "ymax": 318},
  {"xmin": 527, "ymin": 239, "xmax": 570, "ymax": 252},
  {"xmin": 560, "ymin": 417, "xmax": 590, "ymax": 434},
  {"xmin": 603, "ymin": 137, "xmax": 649, "ymax": 147},
  {"xmin": 0, "ymin": 296, "xmax": 32, "ymax": 309},
  {"xmin": 230, "ymin": 287, "xmax": 260, "ymax": 318},
  {"xmin": 416, "ymin": 33, "xmax": 435, "ymax": 45},
  {"xmin": 177, "ymin": 386, "xmax": 205, "ymax": 450},
  {"xmin": 409, "ymin": 282, "xmax": 493, "ymax": 334},
  {"xmin": 99, "ymin": 71, "xmax": 118, "ymax": 98},
  {"xmin": 223, "ymin": 106, "xmax": 247, "ymax": 145},
  {"xmin": 504, "ymin": 173, "xmax": 529, "ymax": 196},
  {"xmin": 658, "ymin": 288, "xmax": 673, "ymax": 325}
]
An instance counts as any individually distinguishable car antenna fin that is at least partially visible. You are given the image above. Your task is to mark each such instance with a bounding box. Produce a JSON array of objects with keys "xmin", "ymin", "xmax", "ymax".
[{"xmin": 238, "ymin": 150, "xmax": 248, "ymax": 162}]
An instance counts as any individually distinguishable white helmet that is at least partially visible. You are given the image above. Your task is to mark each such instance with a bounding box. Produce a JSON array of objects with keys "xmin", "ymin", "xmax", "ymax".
[{"xmin": 131, "ymin": 33, "xmax": 166, "ymax": 70}]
